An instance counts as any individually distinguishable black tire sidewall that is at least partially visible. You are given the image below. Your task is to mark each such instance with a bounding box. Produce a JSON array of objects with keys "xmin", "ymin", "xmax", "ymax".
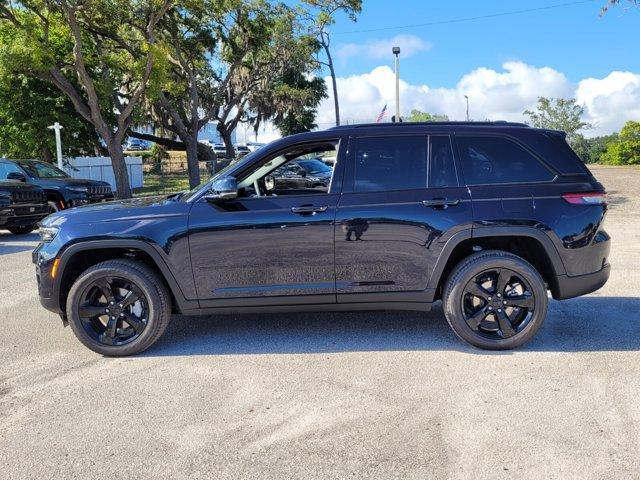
[
  {"xmin": 443, "ymin": 252, "xmax": 548, "ymax": 350},
  {"xmin": 66, "ymin": 262, "xmax": 168, "ymax": 356}
]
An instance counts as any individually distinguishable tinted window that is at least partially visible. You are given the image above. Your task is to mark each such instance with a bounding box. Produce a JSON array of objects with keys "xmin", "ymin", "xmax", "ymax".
[
  {"xmin": 429, "ymin": 136, "xmax": 457, "ymax": 188},
  {"xmin": 0, "ymin": 162, "xmax": 23, "ymax": 179},
  {"xmin": 457, "ymin": 136, "xmax": 554, "ymax": 185},
  {"xmin": 354, "ymin": 136, "xmax": 427, "ymax": 192},
  {"xmin": 20, "ymin": 161, "xmax": 68, "ymax": 178}
]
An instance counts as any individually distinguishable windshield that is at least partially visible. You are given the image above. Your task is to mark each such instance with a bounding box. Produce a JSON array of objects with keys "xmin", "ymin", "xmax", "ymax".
[
  {"xmin": 297, "ymin": 159, "xmax": 332, "ymax": 175},
  {"xmin": 21, "ymin": 161, "xmax": 69, "ymax": 178}
]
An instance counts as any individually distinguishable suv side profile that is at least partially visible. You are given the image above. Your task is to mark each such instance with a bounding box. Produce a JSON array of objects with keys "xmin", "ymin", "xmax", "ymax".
[{"xmin": 33, "ymin": 122, "xmax": 610, "ymax": 356}]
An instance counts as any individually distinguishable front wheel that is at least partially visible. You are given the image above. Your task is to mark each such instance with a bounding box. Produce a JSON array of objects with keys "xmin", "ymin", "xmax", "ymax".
[
  {"xmin": 442, "ymin": 250, "xmax": 548, "ymax": 350},
  {"xmin": 66, "ymin": 259, "xmax": 171, "ymax": 356}
]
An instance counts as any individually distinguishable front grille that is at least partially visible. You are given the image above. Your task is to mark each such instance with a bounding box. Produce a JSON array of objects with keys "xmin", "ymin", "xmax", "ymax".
[
  {"xmin": 87, "ymin": 185, "xmax": 112, "ymax": 196},
  {"xmin": 11, "ymin": 190, "xmax": 45, "ymax": 204}
]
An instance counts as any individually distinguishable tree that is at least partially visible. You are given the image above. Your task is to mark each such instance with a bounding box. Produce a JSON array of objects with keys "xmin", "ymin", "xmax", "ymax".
[
  {"xmin": 0, "ymin": 72, "xmax": 102, "ymax": 160},
  {"xmin": 602, "ymin": 0, "xmax": 640, "ymax": 14},
  {"xmin": 0, "ymin": 0, "xmax": 172, "ymax": 198},
  {"xmin": 571, "ymin": 133, "xmax": 618, "ymax": 164},
  {"xmin": 129, "ymin": 0, "xmax": 326, "ymax": 188},
  {"xmin": 406, "ymin": 110, "xmax": 449, "ymax": 123},
  {"xmin": 523, "ymin": 97, "xmax": 592, "ymax": 145},
  {"xmin": 601, "ymin": 120, "xmax": 640, "ymax": 165},
  {"xmin": 301, "ymin": 0, "xmax": 362, "ymax": 126}
]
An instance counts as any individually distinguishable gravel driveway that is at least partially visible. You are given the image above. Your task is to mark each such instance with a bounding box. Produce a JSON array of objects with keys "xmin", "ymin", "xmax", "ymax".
[{"xmin": 0, "ymin": 165, "xmax": 638, "ymax": 479}]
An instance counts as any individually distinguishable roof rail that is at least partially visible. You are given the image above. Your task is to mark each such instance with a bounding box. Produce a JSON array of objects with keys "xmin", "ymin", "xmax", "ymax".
[{"xmin": 328, "ymin": 120, "xmax": 530, "ymax": 130}]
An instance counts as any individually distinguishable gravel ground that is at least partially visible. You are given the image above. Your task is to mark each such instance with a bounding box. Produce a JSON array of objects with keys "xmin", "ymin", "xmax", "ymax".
[{"xmin": 0, "ymin": 165, "xmax": 638, "ymax": 479}]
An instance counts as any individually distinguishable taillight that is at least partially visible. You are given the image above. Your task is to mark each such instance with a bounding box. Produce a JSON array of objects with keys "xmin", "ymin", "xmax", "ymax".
[{"xmin": 562, "ymin": 192, "xmax": 607, "ymax": 205}]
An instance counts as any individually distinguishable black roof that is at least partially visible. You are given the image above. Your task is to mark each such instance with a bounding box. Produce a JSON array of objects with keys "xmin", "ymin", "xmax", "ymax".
[{"xmin": 329, "ymin": 120, "xmax": 530, "ymax": 130}]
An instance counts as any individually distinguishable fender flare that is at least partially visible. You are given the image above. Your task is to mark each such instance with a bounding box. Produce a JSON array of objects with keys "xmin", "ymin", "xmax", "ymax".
[
  {"xmin": 427, "ymin": 226, "xmax": 566, "ymax": 291},
  {"xmin": 55, "ymin": 239, "xmax": 197, "ymax": 313}
]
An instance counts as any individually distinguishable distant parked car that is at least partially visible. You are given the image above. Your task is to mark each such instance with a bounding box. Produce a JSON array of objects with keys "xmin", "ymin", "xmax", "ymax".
[
  {"xmin": 246, "ymin": 142, "xmax": 265, "ymax": 152},
  {"xmin": 0, "ymin": 180, "xmax": 48, "ymax": 234},
  {"xmin": 265, "ymin": 158, "xmax": 333, "ymax": 193},
  {"xmin": 0, "ymin": 159, "xmax": 114, "ymax": 213},
  {"xmin": 213, "ymin": 144, "xmax": 227, "ymax": 159},
  {"xmin": 235, "ymin": 144, "xmax": 251, "ymax": 158},
  {"xmin": 125, "ymin": 139, "xmax": 149, "ymax": 151}
]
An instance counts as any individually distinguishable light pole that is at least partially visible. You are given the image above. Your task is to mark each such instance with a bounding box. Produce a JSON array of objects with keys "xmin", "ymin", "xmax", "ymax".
[
  {"xmin": 48, "ymin": 122, "xmax": 64, "ymax": 169},
  {"xmin": 464, "ymin": 95, "xmax": 470, "ymax": 121},
  {"xmin": 392, "ymin": 46, "xmax": 401, "ymax": 122}
]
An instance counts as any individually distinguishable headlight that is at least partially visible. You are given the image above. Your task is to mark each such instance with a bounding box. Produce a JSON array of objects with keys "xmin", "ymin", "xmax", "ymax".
[
  {"xmin": 39, "ymin": 226, "xmax": 59, "ymax": 242},
  {"xmin": 67, "ymin": 187, "xmax": 88, "ymax": 193}
]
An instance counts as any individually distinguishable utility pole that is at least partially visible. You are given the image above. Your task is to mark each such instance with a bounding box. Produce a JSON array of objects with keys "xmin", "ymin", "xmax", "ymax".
[
  {"xmin": 48, "ymin": 122, "xmax": 64, "ymax": 169},
  {"xmin": 464, "ymin": 95, "xmax": 470, "ymax": 121},
  {"xmin": 393, "ymin": 46, "xmax": 401, "ymax": 122}
]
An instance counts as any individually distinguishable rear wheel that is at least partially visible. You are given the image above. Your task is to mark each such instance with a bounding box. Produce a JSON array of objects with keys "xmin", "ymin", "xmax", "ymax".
[
  {"xmin": 66, "ymin": 259, "xmax": 171, "ymax": 356},
  {"xmin": 442, "ymin": 250, "xmax": 548, "ymax": 350},
  {"xmin": 8, "ymin": 225, "xmax": 36, "ymax": 235}
]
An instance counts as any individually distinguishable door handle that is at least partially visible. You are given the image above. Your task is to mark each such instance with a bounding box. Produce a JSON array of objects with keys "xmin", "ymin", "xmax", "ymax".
[
  {"xmin": 291, "ymin": 205, "xmax": 328, "ymax": 214},
  {"xmin": 422, "ymin": 198, "xmax": 460, "ymax": 209}
]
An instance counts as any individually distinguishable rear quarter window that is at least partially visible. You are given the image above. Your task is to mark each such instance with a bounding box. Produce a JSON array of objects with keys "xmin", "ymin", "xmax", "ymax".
[{"xmin": 456, "ymin": 135, "xmax": 555, "ymax": 185}]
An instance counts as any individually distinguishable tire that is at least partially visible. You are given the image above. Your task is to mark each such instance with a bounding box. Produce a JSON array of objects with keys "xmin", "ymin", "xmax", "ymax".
[
  {"xmin": 442, "ymin": 250, "xmax": 548, "ymax": 350},
  {"xmin": 8, "ymin": 224, "xmax": 36, "ymax": 235},
  {"xmin": 66, "ymin": 259, "xmax": 171, "ymax": 356}
]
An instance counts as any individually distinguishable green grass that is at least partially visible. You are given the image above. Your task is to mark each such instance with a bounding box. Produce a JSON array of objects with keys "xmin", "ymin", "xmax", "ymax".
[{"xmin": 134, "ymin": 174, "xmax": 191, "ymax": 197}]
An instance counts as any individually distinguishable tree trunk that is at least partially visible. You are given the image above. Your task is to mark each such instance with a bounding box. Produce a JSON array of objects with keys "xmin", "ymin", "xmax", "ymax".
[
  {"xmin": 322, "ymin": 40, "xmax": 340, "ymax": 126},
  {"xmin": 218, "ymin": 125, "xmax": 236, "ymax": 160},
  {"xmin": 41, "ymin": 146, "xmax": 53, "ymax": 163},
  {"xmin": 185, "ymin": 138, "xmax": 200, "ymax": 189},
  {"xmin": 106, "ymin": 140, "xmax": 132, "ymax": 198}
]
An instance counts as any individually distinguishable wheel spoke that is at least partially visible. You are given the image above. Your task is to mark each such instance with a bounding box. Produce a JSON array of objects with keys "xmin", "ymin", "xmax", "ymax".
[
  {"xmin": 465, "ymin": 309, "xmax": 487, "ymax": 330},
  {"xmin": 122, "ymin": 313, "xmax": 145, "ymax": 334},
  {"xmin": 95, "ymin": 279, "xmax": 115, "ymax": 304},
  {"xmin": 494, "ymin": 269, "xmax": 510, "ymax": 296},
  {"xmin": 120, "ymin": 289, "xmax": 141, "ymax": 309},
  {"xmin": 79, "ymin": 304, "xmax": 107, "ymax": 319},
  {"xmin": 101, "ymin": 316, "xmax": 119, "ymax": 345},
  {"xmin": 505, "ymin": 293, "xmax": 535, "ymax": 310},
  {"xmin": 496, "ymin": 310, "xmax": 516, "ymax": 338},
  {"xmin": 467, "ymin": 282, "xmax": 491, "ymax": 301}
]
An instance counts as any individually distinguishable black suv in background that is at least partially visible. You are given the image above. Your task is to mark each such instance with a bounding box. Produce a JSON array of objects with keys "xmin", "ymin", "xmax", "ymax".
[
  {"xmin": 0, "ymin": 159, "xmax": 113, "ymax": 213},
  {"xmin": 0, "ymin": 180, "xmax": 48, "ymax": 234},
  {"xmin": 33, "ymin": 122, "xmax": 610, "ymax": 355}
]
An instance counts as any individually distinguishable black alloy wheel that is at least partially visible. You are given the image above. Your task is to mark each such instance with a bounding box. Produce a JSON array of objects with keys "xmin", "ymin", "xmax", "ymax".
[
  {"xmin": 461, "ymin": 268, "xmax": 535, "ymax": 340},
  {"xmin": 66, "ymin": 259, "xmax": 171, "ymax": 356},
  {"xmin": 77, "ymin": 276, "xmax": 149, "ymax": 346},
  {"xmin": 443, "ymin": 250, "xmax": 548, "ymax": 350}
]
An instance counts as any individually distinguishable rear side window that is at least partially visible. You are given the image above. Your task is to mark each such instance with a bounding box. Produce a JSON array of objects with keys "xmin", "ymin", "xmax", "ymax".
[
  {"xmin": 354, "ymin": 136, "xmax": 427, "ymax": 192},
  {"xmin": 429, "ymin": 136, "xmax": 458, "ymax": 188},
  {"xmin": 457, "ymin": 136, "xmax": 555, "ymax": 185}
]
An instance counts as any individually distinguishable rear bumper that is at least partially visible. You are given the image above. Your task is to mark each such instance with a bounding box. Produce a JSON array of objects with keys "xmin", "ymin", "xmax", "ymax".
[{"xmin": 553, "ymin": 263, "xmax": 610, "ymax": 300}]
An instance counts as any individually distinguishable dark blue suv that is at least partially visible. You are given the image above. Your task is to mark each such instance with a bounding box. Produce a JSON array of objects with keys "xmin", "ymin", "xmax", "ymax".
[{"xmin": 33, "ymin": 122, "xmax": 610, "ymax": 355}]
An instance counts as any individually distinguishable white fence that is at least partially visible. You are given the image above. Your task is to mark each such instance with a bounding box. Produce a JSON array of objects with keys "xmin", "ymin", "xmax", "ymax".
[{"xmin": 63, "ymin": 156, "xmax": 143, "ymax": 190}]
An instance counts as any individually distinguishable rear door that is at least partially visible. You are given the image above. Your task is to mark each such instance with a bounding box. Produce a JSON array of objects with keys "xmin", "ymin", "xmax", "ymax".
[{"xmin": 334, "ymin": 134, "xmax": 473, "ymax": 304}]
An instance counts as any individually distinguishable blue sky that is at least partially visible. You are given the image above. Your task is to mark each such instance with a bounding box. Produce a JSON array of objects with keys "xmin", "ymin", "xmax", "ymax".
[{"xmin": 327, "ymin": 0, "xmax": 639, "ymax": 86}]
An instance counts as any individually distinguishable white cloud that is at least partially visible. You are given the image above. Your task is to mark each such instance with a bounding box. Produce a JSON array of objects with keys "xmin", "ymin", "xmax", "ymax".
[
  {"xmin": 315, "ymin": 62, "xmax": 640, "ymax": 137},
  {"xmin": 336, "ymin": 34, "xmax": 432, "ymax": 61}
]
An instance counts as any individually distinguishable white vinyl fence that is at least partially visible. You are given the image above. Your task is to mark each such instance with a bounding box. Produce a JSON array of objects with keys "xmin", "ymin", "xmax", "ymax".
[{"xmin": 63, "ymin": 156, "xmax": 143, "ymax": 190}]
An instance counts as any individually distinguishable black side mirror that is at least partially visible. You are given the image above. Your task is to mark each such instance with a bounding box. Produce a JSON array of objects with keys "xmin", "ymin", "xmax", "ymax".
[
  {"xmin": 203, "ymin": 176, "xmax": 238, "ymax": 202},
  {"xmin": 7, "ymin": 172, "xmax": 26, "ymax": 182}
]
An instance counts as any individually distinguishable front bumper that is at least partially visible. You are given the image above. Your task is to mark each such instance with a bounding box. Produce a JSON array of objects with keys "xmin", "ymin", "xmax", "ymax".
[
  {"xmin": 33, "ymin": 243, "xmax": 63, "ymax": 314},
  {"xmin": 0, "ymin": 204, "xmax": 48, "ymax": 227},
  {"xmin": 553, "ymin": 263, "xmax": 610, "ymax": 300}
]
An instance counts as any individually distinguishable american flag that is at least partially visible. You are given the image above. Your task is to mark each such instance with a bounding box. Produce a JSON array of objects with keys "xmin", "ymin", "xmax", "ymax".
[{"xmin": 375, "ymin": 104, "xmax": 387, "ymax": 123}]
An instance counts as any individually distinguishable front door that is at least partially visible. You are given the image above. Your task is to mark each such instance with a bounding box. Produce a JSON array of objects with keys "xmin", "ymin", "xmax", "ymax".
[
  {"xmin": 188, "ymin": 140, "xmax": 344, "ymax": 306},
  {"xmin": 335, "ymin": 134, "xmax": 473, "ymax": 303}
]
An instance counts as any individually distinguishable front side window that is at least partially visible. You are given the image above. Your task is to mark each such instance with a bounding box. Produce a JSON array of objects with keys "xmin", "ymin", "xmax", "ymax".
[
  {"xmin": 237, "ymin": 142, "xmax": 337, "ymax": 197},
  {"xmin": 20, "ymin": 161, "xmax": 69, "ymax": 179},
  {"xmin": 0, "ymin": 162, "xmax": 24, "ymax": 179},
  {"xmin": 456, "ymin": 136, "xmax": 554, "ymax": 185},
  {"xmin": 353, "ymin": 136, "xmax": 428, "ymax": 192}
]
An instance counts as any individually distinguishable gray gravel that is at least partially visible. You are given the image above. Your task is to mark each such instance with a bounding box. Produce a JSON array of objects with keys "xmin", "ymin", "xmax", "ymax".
[{"xmin": 0, "ymin": 165, "xmax": 639, "ymax": 479}]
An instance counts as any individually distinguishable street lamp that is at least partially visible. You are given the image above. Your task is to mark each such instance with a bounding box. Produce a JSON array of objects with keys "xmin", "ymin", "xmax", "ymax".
[
  {"xmin": 392, "ymin": 46, "xmax": 401, "ymax": 122},
  {"xmin": 464, "ymin": 95, "xmax": 470, "ymax": 121},
  {"xmin": 48, "ymin": 122, "xmax": 64, "ymax": 169}
]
